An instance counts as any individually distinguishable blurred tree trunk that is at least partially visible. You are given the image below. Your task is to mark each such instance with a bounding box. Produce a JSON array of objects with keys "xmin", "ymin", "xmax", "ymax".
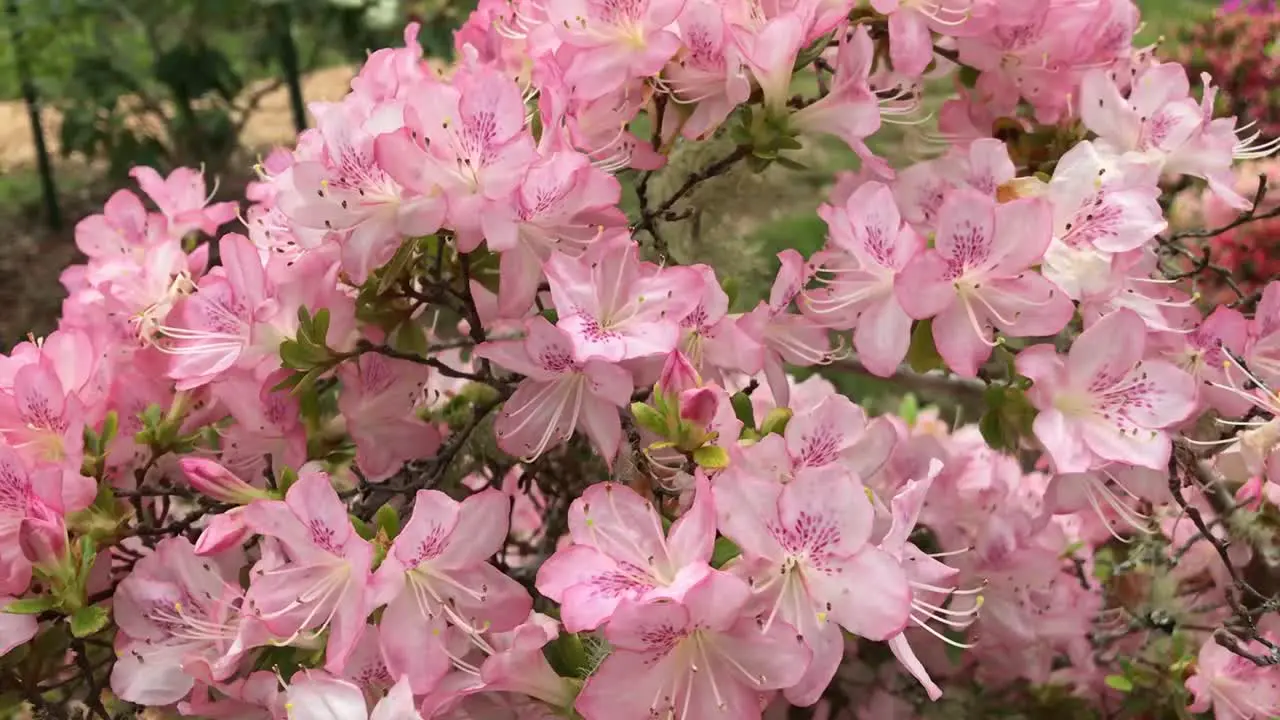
[
  {"xmin": 5, "ymin": 0, "xmax": 61, "ymax": 230},
  {"xmin": 268, "ymin": 2, "xmax": 308, "ymax": 135}
]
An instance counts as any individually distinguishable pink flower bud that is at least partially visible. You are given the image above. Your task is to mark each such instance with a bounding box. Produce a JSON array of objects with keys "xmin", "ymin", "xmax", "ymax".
[
  {"xmin": 18, "ymin": 513, "xmax": 68, "ymax": 569},
  {"xmin": 194, "ymin": 509, "xmax": 251, "ymax": 556},
  {"xmin": 180, "ymin": 458, "xmax": 270, "ymax": 505},
  {"xmin": 658, "ymin": 351, "xmax": 700, "ymax": 397},
  {"xmin": 678, "ymin": 387, "xmax": 718, "ymax": 428}
]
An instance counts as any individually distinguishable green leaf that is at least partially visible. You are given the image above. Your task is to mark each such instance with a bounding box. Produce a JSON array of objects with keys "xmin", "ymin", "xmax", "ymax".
[
  {"xmin": 100, "ymin": 411, "xmax": 119, "ymax": 448},
  {"xmin": 711, "ymin": 537, "xmax": 741, "ymax": 568},
  {"xmin": 759, "ymin": 408, "xmax": 792, "ymax": 437},
  {"xmin": 630, "ymin": 403, "xmax": 668, "ymax": 438},
  {"xmin": 374, "ymin": 504, "xmax": 401, "ymax": 539},
  {"xmin": 277, "ymin": 467, "xmax": 299, "ymax": 494},
  {"xmin": 351, "ymin": 515, "xmax": 375, "ymax": 541},
  {"xmin": 730, "ymin": 392, "xmax": 756, "ymax": 430},
  {"xmin": 1104, "ymin": 675, "xmax": 1133, "ymax": 693},
  {"xmin": 898, "ymin": 394, "xmax": 920, "ymax": 427},
  {"xmin": 692, "ymin": 445, "xmax": 730, "ymax": 470},
  {"xmin": 69, "ymin": 606, "xmax": 110, "ymax": 638},
  {"xmin": 907, "ymin": 320, "xmax": 945, "ymax": 373},
  {"xmin": 545, "ymin": 631, "xmax": 591, "ymax": 678},
  {"xmin": 377, "ymin": 238, "xmax": 420, "ymax": 296},
  {"xmin": 3, "ymin": 597, "xmax": 55, "ymax": 615}
]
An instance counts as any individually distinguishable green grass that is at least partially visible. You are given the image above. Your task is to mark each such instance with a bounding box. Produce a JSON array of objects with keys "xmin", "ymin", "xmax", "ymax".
[{"xmin": 1136, "ymin": 0, "xmax": 1219, "ymax": 44}]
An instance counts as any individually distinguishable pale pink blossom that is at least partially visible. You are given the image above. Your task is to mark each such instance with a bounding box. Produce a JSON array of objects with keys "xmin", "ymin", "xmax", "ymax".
[
  {"xmin": 575, "ymin": 569, "xmax": 811, "ymax": 720},
  {"xmin": 535, "ymin": 474, "xmax": 715, "ymax": 632},
  {"xmin": 371, "ymin": 488, "xmax": 531, "ymax": 693},
  {"xmin": 476, "ymin": 316, "xmax": 633, "ymax": 462},
  {"xmin": 1018, "ymin": 308, "xmax": 1198, "ymax": 473},
  {"xmin": 897, "ymin": 189, "xmax": 1074, "ymax": 377},
  {"xmin": 130, "ymin": 166, "xmax": 238, "ymax": 237},
  {"xmin": 242, "ymin": 471, "xmax": 375, "ymax": 673}
]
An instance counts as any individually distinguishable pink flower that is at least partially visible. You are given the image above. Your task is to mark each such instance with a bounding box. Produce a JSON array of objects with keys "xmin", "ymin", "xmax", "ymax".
[
  {"xmin": 897, "ymin": 189, "xmax": 1075, "ymax": 377},
  {"xmin": 17, "ymin": 510, "xmax": 67, "ymax": 570},
  {"xmin": 74, "ymin": 189, "xmax": 170, "ymax": 262},
  {"xmin": 242, "ymin": 471, "xmax": 375, "ymax": 674},
  {"xmin": 1017, "ymin": 308, "xmax": 1199, "ymax": 473},
  {"xmin": 281, "ymin": 95, "xmax": 446, "ymax": 284},
  {"xmin": 1046, "ymin": 140, "xmax": 1165, "ymax": 254},
  {"xmin": 0, "ymin": 446, "xmax": 64, "ymax": 597},
  {"xmin": 130, "ymin": 166, "xmax": 238, "ymax": 237},
  {"xmin": 548, "ymin": 0, "xmax": 687, "ymax": 101},
  {"xmin": 804, "ymin": 181, "xmax": 924, "ymax": 377},
  {"xmin": 870, "ymin": 0, "xmax": 983, "ymax": 77},
  {"xmin": 286, "ymin": 673, "xmax": 422, "ymax": 720},
  {"xmin": 1247, "ymin": 281, "xmax": 1280, "ymax": 388},
  {"xmin": 111, "ymin": 537, "xmax": 263, "ymax": 705},
  {"xmin": 337, "ymin": 353, "xmax": 441, "ymax": 481},
  {"xmin": 480, "ymin": 150, "xmax": 627, "ymax": 317},
  {"xmin": 730, "ymin": 393, "xmax": 898, "ymax": 487},
  {"xmin": 876, "ymin": 463, "xmax": 971, "ymax": 701},
  {"xmin": 371, "ymin": 488, "xmax": 532, "ymax": 694},
  {"xmin": 678, "ymin": 265, "xmax": 764, "ymax": 381},
  {"xmin": 180, "ymin": 457, "xmax": 273, "ymax": 505},
  {"xmin": 715, "ymin": 464, "xmax": 912, "ymax": 706},
  {"xmin": 735, "ymin": 8, "xmax": 808, "ymax": 111},
  {"xmin": 741, "ymin": 250, "xmax": 837, "ymax": 408},
  {"xmin": 0, "ymin": 350, "xmax": 95, "ymax": 512},
  {"xmin": 790, "ymin": 26, "xmax": 883, "ymax": 165},
  {"xmin": 1156, "ymin": 306, "xmax": 1253, "ymax": 417},
  {"xmin": 535, "ymin": 474, "xmax": 715, "ymax": 632},
  {"xmin": 0, "ymin": 596, "xmax": 37, "ymax": 656},
  {"xmin": 381, "ymin": 62, "xmax": 537, "ymax": 253},
  {"xmin": 662, "ymin": 0, "xmax": 752, "ymax": 140},
  {"xmin": 177, "ymin": 672, "xmax": 283, "ymax": 720},
  {"xmin": 476, "ymin": 316, "xmax": 633, "ymax": 462},
  {"xmin": 212, "ymin": 369, "xmax": 309, "ymax": 483},
  {"xmin": 574, "ymin": 569, "xmax": 812, "ymax": 720},
  {"xmin": 544, "ymin": 234, "xmax": 704, "ymax": 362},
  {"xmin": 1186, "ymin": 633, "xmax": 1280, "ymax": 720}
]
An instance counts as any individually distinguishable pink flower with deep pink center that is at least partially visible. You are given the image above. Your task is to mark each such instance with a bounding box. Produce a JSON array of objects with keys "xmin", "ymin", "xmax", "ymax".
[
  {"xmin": 574, "ymin": 569, "xmax": 812, "ymax": 720},
  {"xmin": 714, "ymin": 464, "xmax": 912, "ymax": 706},
  {"xmin": 370, "ymin": 488, "xmax": 532, "ymax": 694},
  {"xmin": 477, "ymin": 316, "xmax": 633, "ymax": 462},
  {"xmin": 544, "ymin": 234, "xmax": 704, "ymax": 363},
  {"xmin": 480, "ymin": 150, "xmax": 627, "ymax": 317},
  {"xmin": 111, "ymin": 537, "xmax": 265, "ymax": 705},
  {"xmin": 337, "ymin": 353, "xmax": 441, "ymax": 482},
  {"xmin": 241, "ymin": 471, "xmax": 374, "ymax": 674},
  {"xmin": 804, "ymin": 181, "xmax": 924, "ymax": 377},
  {"xmin": 896, "ymin": 189, "xmax": 1075, "ymax": 377},
  {"xmin": 1046, "ymin": 140, "xmax": 1166, "ymax": 254},
  {"xmin": 1017, "ymin": 308, "xmax": 1199, "ymax": 473},
  {"xmin": 535, "ymin": 474, "xmax": 715, "ymax": 633},
  {"xmin": 379, "ymin": 61, "xmax": 537, "ymax": 254}
]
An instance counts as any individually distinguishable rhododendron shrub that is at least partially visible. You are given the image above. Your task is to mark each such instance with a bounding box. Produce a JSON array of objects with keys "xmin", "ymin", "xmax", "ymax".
[{"xmin": 6, "ymin": 3, "xmax": 1280, "ymax": 719}]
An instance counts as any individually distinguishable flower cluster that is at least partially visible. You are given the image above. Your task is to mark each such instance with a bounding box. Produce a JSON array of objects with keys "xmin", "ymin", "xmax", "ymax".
[{"xmin": 3, "ymin": 1, "xmax": 1280, "ymax": 719}]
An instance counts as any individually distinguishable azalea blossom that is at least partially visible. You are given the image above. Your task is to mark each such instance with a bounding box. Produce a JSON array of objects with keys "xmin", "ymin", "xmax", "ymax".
[
  {"xmin": 897, "ymin": 188, "xmax": 1075, "ymax": 377},
  {"xmin": 1018, "ymin": 308, "xmax": 1199, "ymax": 473},
  {"xmin": 476, "ymin": 316, "xmax": 633, "ymax": 462},
  {"xmin": 242, "ymin": 471, "xmax": 375, "ymax": 673},
  {"xmin": 111, "ymin": 537, "xmax": 264, "ymax": 705},
  {"xmin": 544, "ymin": 234, "xmax": 704, "ymax": 363},
  {"xmin": 575, "ymin": 569, "xmax": 811, "ymax": 720},
  {"xmin": 536, "ymin": 473, "xmax": 715, "ymax": 632},
  {"xmin": 371, "ymin": 488, "xmax": 532, "ymax": 693},
  {"xmin": 804, "ymin": 181, "xmax": 924, "ymax": 377},
  {"xmin": 714, "ymin": 464, "xmax": 912, "ymax": 705}
]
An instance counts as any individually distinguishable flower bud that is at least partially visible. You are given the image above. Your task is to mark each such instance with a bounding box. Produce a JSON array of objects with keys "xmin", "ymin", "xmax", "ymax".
[
  {"xmin": 194, "ymin": 509, "xmax": 251, "ymax": 556},
  {"xmin": 678, "ymin": 387, "xmax": 718, "ymax": 428},
  {"xmin": 180, "ymin": 458, "xmax": 271, "ymax": 505},
  {"xmin": 19, "ymin": 513, "xmax": 68, "ymax": 569},
  {"xmin": 658, "ymin": 351, "xmax": 701, "ymax": 398}
]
